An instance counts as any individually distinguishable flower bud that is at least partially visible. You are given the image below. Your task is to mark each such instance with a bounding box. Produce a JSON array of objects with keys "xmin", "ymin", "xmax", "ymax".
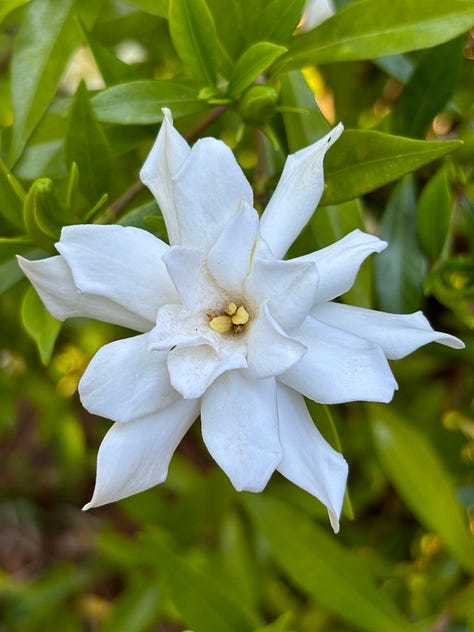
[{"xmin": 238, "ymin": 84, "xmax": 279, "ymax": 126}]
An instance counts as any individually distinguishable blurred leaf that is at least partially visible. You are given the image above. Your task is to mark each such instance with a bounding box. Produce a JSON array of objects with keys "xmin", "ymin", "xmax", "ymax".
[
  {"xmin": 23, "ymin": 178, "xmax": 62, "ymax": 252},
  {"xmin": 0, "ymin": 236, "xmax": 33, "ymax": 262},
  {"xmin": 374, "ymin": 54, "xmax": 413, "ymax": 83},
  {"xmin": 255, "ymin": 612, "xmax": 295, "ymax": 632},
  {"xmin": 91, "ymin": 80, "xmax": 208, "ymax": 124},
  {"xmin": 0, "ymin": 159, "xmax": 25, "ymax": 230},
  {"xmin": 0, "ymin": 256, "xmax": 26, "ymax": 294},
  {"xmin": 100, "ymin": 577, "xmax": 162, "ymax": 632},
  {"xmin": 392, "ymin": 37, "xmax": 464, "ymax": 137},
  {"xmin": 320, "ymin": 130, "xmax": 461, "ymax": 206},
  {"xmin": 424, "ymin": 256, "xmax": 474, "ymax": 328},
  {"xmin": 256, "ymin": 0, "xmax": 306, "ymax": 44},
  {"xmin": 65, "ymin": 82, "xmax": 110, "ymax": 205},
  {"xmin": 152, "ymin": 537, "xmax": 259, "ymax": 632},
  {"xmin": 374, "ymin": 175, "xmax": 426, "ymax": 313},
  {"xmin": 228, "ymin": 43, "xmax": 287, "ymax": 97},
  {"xmin": 126, "ymin": 0, "xmax": 168, "ymax": 17},
  {"xmin": 278, "ymin": 0, "xmax": 474, "ymax": 71},
  {"xmin": 21, "ymin": 286, "xmax": 62, "ymax": 364},
  {"xmin": 169, "ymin": 0, "xmax": 219, "ymax": 86},
  {"xmin": 279, "ymin": 70, "xmax": 331, "ymax": 152},
  {"xmin": 80, "ymin": 22, "xmax": 138, "ymax": 85},
  {"xmin": 371, "ymin": 405, "xmax": 474, "ymax": 574},
  {"xmin": 0, "ymin": 0, "xmax": 29, "ymax": 24},
  {"xmin": 9, "ymin": 0, "xmax": 102, "ymax": 164},
  {"xmin": 417, "ymin": 168, "xmax": 452, "ymax": 261},
  {"xmin": 244, "ymin": 495, "xmax": 408, "ymax": 632}
]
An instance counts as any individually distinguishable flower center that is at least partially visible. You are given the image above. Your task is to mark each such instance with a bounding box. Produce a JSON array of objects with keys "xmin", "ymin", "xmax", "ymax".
[{"xmin": 208, "ymin": 302, "xmax": 250, "ymax": 334}]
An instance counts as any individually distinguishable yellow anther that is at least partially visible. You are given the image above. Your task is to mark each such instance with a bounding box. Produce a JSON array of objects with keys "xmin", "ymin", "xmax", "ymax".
[
  {"xmin": 224, "ymin": 302, "xmax": 237, "ymax": 316},
  {"xmin": 231, "ymin": 305, "xmax": 249, "ymax": 325},
  {"xmin": 209, "ymin": 314, "xmax": 233, "ymax": 333}
]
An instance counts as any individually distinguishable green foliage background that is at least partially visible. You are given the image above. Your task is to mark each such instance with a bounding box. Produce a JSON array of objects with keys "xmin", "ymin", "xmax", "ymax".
[{"xmin": 0, "ymin": 0, "xmax": 473, "ymax": 630}]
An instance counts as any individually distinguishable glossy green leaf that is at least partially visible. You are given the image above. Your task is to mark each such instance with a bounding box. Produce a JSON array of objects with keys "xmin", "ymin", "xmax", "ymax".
[
  {"xmin": 256, "ymin": 0, "xmax": 306, "ymax": 44},
  {"xmin": 91, "ymin": 80, "xmax": 207, "ymax": 124},
  {"xmin": 65, "ymin": 82, "xmax": 110, "ymax": 205},
  {"xmin": 126, "ymin": 0, "xmax": 168, "ymax": 17},
  {"xmin": 374, "ymin": 176, "xmax": 426, "ymax": 313},
  {"xmin": 0, "ymin": 159, "xmax": 25, "ymax": 230},
  {"xmin": 9, "ymin": 0, "xmax": 102, "ymax": 164},
  {"xmin": 169, "ymin": 0, "xmax": 219, "ymax": 86},
  {"xmin": 392, "ymin": 37, "xmax": 464, "ymax": 138},
  {"xmin": 277, "ymin": 0, "xmax": 474, "ymax": 71},
  {"xmin": 21, "ymin": 285, "xmax": 62, "ymax": 365},
  {"xmin": 279, "ymin": 70, "xmax": 331, "ymax": 152},
  {"xmin": 244, "ymin": 495, "xmax": 408, "ymax": 632},
  {"xmin": 228, "ymin": 43, "xmax": 287, "ymax": 97},
  {"xmin": 80, "ymin": 22, "xmax": 138, "ymax": 85},
  {"xmin": 0, "ymin": 0, "xmax": 29, "ymax": 24},
  {"xmin": 371, "ymin": 405, "xmax": 474, "ymax": 574},
  {"xmin": 320, "ymin": 130, "xmax": 461, "ymax": 206},
  {"xmin": 152, "ymin": 539, "xmax": 258, "ymax": 632},
  {"xmin": 417, "ymin": 168, "xmax": 452, "ymax": 261}
]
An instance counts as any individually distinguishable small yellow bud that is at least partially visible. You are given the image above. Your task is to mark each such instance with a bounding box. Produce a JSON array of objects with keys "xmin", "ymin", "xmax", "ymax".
[
  {"xmin": 224, "ymin": 302, "xmax": 237, "ymax": 316},
  {"xmin": 231, "ymin": 306, "xmax": 249, "ymax": 325},
  {"xmin": 209, "ymin": 314, "xmax": 233, "ymax": 333}
]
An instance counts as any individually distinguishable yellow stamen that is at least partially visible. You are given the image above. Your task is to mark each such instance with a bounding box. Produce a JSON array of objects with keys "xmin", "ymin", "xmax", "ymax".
[
  {"xmin": 209, "ymin": 314, "xmax": 233, "ymax": 333},
  {"xmin": 231, "ymin": 305, "xmax": 249, "ymax": 325},
  {"xmin": 224, "ymin": 302, "xmax": 237, "ymax": 316}
]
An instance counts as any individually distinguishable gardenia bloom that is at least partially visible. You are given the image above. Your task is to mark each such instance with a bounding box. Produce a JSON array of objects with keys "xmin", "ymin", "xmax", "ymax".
[{"xmin": 18, "ymin": 109, "xmax": 463, "ymax": 532}]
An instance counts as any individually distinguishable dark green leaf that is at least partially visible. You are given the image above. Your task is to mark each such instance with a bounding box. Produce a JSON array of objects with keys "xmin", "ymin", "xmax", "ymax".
[
  {"xmin": 169, "ymin": 0, "xmax": 219, "ymax": 86},
  {"xmin": 374, "ymin": 176, "xmax": 426, "ymax": 313},
  {"xmin": 417, "ymin": 168, "xmax": 452, "ymax": 261},
  {"xmin": 65, "ymin": 82, "xmax": 110, "ymax": 205},
  {"xmin": 392, "ymin": 37, "xmax": 464, "ymax": 137},
  {"xmin": 0, "ymin": 236, "xmax": 33, "ymax": 263},
  {"xmin": 228, "ymin": 43, "xmax": 287, "ymax": 97},
  {"xmin": 277, "ymin": 0, "xmax": 474, "ymax": 71},
  {"xmin": 0, "ymin": 257, "xmax": 25, "ymax": 294},
  {"xmin": 126, "ymin": 0, "xmax": 168, "ymax": 17},
  {"xmin": 21, "ymin": 285, "xmax": 62, "ymax": 365},
  {"xmin": 256, "ymin": 0, "xmax": 306, "ymax": 44},
  {"xmin": 91, "ymin": 80, "xmax": 208, "ymax": 124},
  {"xmin": 9, "ymin": 0, "xmax": 102, "ymax": 164},
  {"xmin": 321, "ymin": 130, "xmax": 461, "ymax": 206},
  {"xmin": 371, "ymin": 405, "xmax": 474, "ymax": 574},
  {"xmin": 80, "ymin": 22, "xmax": 138, "ymax": 85},
  {"xmin": 0, "ymin": 159, "xmax": 25, "ymax": 230},
  {"xmin": 244, "ymin": 495, "xmax": 408, "ymax": 632}
]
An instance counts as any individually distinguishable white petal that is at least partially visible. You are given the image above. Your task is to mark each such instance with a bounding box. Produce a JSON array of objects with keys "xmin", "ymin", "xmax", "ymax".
[
  {"xmin": 276, "ymin": 383, "xmax": 348, "ymax": 532},
  {"xmin": 17, "ymin": 255, "xmax": 152, "ymax": 332},
  {"xmin": 201, "ymin": 372, "xmax": 282, "ymax": 492},
  {"xmin": 207, "ymin": 201, "xmax": 259, "ymax": 296},
  {"xmin": 163, "ymin": 246, "xmax": 223, "ymax": 312},
  {"xmin": 79, "ymin": 333, "xmax": 179, "ymax": 423},
  {"xmin": 172, "ymin": 137, "xmax": 253, "ymax": 250},
  {"xmin": 167, "ymin": 344, "xmax": 248, "ymax": 399},
  {"xmin": 294, "ymin": 229, "xmax": 387, "ymax": 303},
  {"xmin": 83, "ymin": 398, "xmax": 200, "ymax": 509},
  {"xmin": 259, "ymin": 124, "xmax": 343, "ymax": 258},
  {"xmin": 56, "ymin": 225, "xmax": 178, "ymax": 324},
  {"xmin": 280, "ymin": 316, "xmax": 398, "ymax": 404},
  {"xmin": 245, "ymin": 257, "xmax": 318, "ymax": 332},
  {"xmin": 246, "ymin": 303, "xmax": 307, "ymax": 379},
  {"xmin": 149, "ymin": 304, "xmax": 218, "ymax": 352},
  {"xmin": 139, "ymin": 108, "xmax": 190, "ymax": 245},
  {"xmin": 312, "ymin": 303, "xmax": 465, "ymax": 359}
]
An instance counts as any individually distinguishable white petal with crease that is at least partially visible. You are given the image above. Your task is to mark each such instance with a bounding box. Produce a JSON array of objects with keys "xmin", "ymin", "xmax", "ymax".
[
  {"xmin": 280, "ymin": 316, "xmax": 398, "ymax": 404},
  {"xmin": 259, "ymin": 124, "xmax": 343, "ymax": 258},
  {"xmin": 276, "ymin": 383, "xmax": 348, "ymax": 533},
  {"xmin": 17, "ymin": 255, "xmax": 153, "ymax": 332},
  {"xmin": 56, "ymin": 225, "xmax": 178, "ymax": 324},
  {"xmin": 201, "ymin": 372, "xmax": 282, "ymax": 492},
  {"xmin": 83, "ymin": 398, "xmax": 200, "ymax": 509},
  {"xmin": 149, "ymin": 304, "xmax": 218, "ymax": 352},
  {"xmin": 312, "ymin": 303, "xmax": 465, "ymax": 359},
  {"xmin": 79, "ymin": 333, "xmax": 179, "ymax": 423}
]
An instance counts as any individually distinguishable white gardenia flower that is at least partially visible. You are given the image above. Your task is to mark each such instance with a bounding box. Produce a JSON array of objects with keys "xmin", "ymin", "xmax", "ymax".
[{"xmin": 18, "ymin": 109, "xmax": 464, "ymax": 532}]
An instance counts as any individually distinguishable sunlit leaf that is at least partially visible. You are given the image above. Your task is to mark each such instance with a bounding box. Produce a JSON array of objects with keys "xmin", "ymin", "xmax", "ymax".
[
  {"xmin": 21, "ymin": 285, "xmax": 62, "ymax": 365},
  {"xmin": 228, "ymin": 43, "xmax": 287, "ymax": 97},
  {"xmin": 256, "ymin": 0, "xmax": 306, "ymax": 44},
  {"xmin": 0, "ymin": 0, "xmax": 29, "ymax": 24}
]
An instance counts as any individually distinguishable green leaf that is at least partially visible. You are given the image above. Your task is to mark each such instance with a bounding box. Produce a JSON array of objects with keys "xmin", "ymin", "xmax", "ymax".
[
  {"xmin": 256, "ymin": 0, "xmax": 306, "ymax": 44},
  {"xmin": 151, "ymin": 538, "xmax": 258, "ymax": 632},
  {"xmin": 277, "ymin": 0, "xmax": 474, "ymax": 71},
  {"xmin": 371, "ymin": 405, "xmax": 474, "ymax": 574},
  {"xmin": 228, "ymin": 43, "xmax": 287, "ymax": 97},
  {"xmin": 0, "ymin": 0, "xmax": 29, "ymax": 24},
  {"xmin": 65, "ymin": 82, "xmax": 110, "ymax": 205},
  {"xmin": 23, "ymin": 178, "xmax": 64, "ymax": 252},
  {"xmin": 244, "ymin": 495, "xmax": 408, "ymax": 632},
  {"xmin": 91, "ymin": 80, "xmax": 208, "ymax": 124},
  {"xmin": 126, "ymin": 0, "xmax": 168, "ymax": 17},
  {"xmin": 99, "ymin": 577, "xmax": 162, "ymax": 632},
  {"xmin": 0, "ymin": 257, "xmax": 26, "ymax": 294},
  {"xmin": 9, "ymin": 0, "xmax": 102, "ymax": 164},
  {"xmin": 320, "ymin": 130, "xmax": 461, "ymax": 206},
  {"xmin": 374, "ymin": 175, "xmax": 426, "ymax": 313},
  {"xmin": 255, "ymin": 612, "xmax": 295, "ymax": 632},
  {"xmin": 21, "ymin": 285, "xmax": 62, "ymax": 365},
  {"xmin": 169, "ymin": 0, "xmax": 219, "ymax": 86},
  {"xmin": 417, "ymin": 168, "xmax": 452, "ymax": 261},
  {"xmin": 0, "ymin": 236, "xmax": 33, "ymax": 263},
  {"xmin": 392, "ymin": 37, "xmax": 464, "ymax": 137},
  {"xmin": 0, "ymin": 159, "xmax": 25, "ymax": 230}
]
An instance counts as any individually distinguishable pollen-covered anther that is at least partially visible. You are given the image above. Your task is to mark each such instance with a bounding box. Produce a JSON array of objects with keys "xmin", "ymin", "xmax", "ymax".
[{"xmin": 208, "ymin": 303, "xmax": 250, "ymax": 334}]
